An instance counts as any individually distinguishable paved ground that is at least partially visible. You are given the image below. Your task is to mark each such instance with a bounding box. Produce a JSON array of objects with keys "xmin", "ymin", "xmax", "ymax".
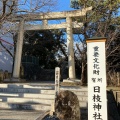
[{"xmin": 0, "ymin": 110, "xmax": 45, "ymax": 120}]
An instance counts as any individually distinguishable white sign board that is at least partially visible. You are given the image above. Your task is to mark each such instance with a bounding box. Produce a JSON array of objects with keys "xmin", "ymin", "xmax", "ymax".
[
  {"xmin": 55, "ymin": 67, "xmax": 60, "ymax": 96},
  {"xmin": 87, "ymin": 39, "xmax": 107, "ymax": 120}
]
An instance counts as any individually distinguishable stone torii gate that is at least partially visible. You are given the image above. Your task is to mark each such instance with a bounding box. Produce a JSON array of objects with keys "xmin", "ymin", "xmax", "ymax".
[{"xmin": 11, "ymin": 7, "xmax": 92, "ymax": 81}]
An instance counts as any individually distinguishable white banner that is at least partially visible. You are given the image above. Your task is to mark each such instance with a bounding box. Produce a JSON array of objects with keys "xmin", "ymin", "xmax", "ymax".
[{"xmin": 87, "ymin": 40, "xmax": 107, "ymax": 120}]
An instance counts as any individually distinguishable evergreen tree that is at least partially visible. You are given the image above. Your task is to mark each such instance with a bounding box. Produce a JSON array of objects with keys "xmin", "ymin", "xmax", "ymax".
[
  {"xmin": 22, "ymin": 30, "xmax": 66, "ymax": 69},
  {"xmin": 71, "ymin": 0, "xmax": 120, "ymax": 85}
]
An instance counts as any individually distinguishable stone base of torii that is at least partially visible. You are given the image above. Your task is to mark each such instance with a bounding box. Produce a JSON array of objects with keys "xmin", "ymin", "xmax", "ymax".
[{"xmin": 9, "ymin": 7, "xmax": 92, "ymax": 82}]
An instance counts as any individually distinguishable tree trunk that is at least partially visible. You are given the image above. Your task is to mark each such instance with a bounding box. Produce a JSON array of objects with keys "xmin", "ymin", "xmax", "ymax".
[{"xmin": 81, "ymin": 62, "xmax": 87, "ymax": 85}]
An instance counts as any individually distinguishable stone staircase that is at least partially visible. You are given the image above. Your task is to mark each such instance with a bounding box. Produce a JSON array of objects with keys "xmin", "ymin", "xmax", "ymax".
[
  {"xmin": 0, "ymin": 83, "xmax": 88, "ymax": 114},
  {"xmin": 113, "ymin": 91, "xmax": 120, "ymax": 103}
]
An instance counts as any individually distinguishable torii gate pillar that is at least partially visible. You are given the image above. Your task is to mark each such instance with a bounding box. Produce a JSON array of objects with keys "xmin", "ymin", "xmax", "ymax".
[
  {"xmin": 66, "ymin": 17, "xmax": 76, "ymax": 79},
  {"xmin": 12, "ymin": 19, "xmax": 24, "ymax": 81}
]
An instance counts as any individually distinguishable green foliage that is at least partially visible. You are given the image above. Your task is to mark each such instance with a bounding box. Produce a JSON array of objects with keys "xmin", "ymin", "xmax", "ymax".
[
  {"xmin": 74, "ymin": 0, "xmax": 120, "ymax": 44},
  {"xmin": 71, "ymin": 0, "xmax": 120, "ymax": 85},
  {"xmin": 72, "ymin": 0, "xmax": 120, "ymax": 25}
]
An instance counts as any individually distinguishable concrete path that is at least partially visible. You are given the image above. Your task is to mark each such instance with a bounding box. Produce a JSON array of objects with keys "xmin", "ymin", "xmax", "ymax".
[{"xmin": 0, "ymin": 110, "xmax": 45, "ymax": 120}]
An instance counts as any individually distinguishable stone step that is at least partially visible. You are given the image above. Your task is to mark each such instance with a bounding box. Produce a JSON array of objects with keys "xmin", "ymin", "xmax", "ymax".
[
  {"xmin": 0, "ymin": 101, "xmax": 88, "ymax": 114},
  {"xmin": 0, "ymin": 109, "xmax": 45, "ymax": 120},
  {"xmin": 0, "ymin": 84, "xmax": 88, "ymax": 91},
  {"xmin": 0, "ymin": 88, "xmax": 54, "ymax": 94},
  {"xmin": 0, "ymin": 84, "xmax": 54, "ymax": 89},
  {"xmin": 0, "ymin": 87, "xmax": 87, "ymax": 95},
  {"xmin": 0, "ymin": 95, "xmax": 88, "ymax": 107},
  {"xmin": 0, "ymin": 94, "xmax": 87, "ymax": 103},
  {"xmin": 0, "ymin": 88, "xmax": 88, "ymax": 99},
  {"xmin": 40, "ymin": 90, "xmax": 55, "ymax": 94},
  {"xmin": 61, "ymin": 86, "xmax": 88, "ymax": 92},
  {"xmin": 72, "ymin": 91, "xmax": 88, "ymax": 96},
  {"xmin": 0, "ymin": 96, "xmax": 88, "ymax": 103},
  {"xmin": 0, "ymin": 100, "xmax": 87, "ymax": 111},
  {"xmin": 78, "ymin": 96, "xmax": 88, "ymax": 102},
  {"xmin": 0, "ymin": 93, "xmax": 55, "ymax": 99},
  {"xmin": 0, "ymin": 97, "xmax": 54, "ymax": 104},
  {"xmin": 79, "ymin": 101, "xmax": 88, "ymax": 108},
  {"xmin": 0, "ymin": 93, "xmax": 19, "ymax": 97},
  {"xmin": 0, "ymin": 102, "xmax": 51, "ymax": 111}
]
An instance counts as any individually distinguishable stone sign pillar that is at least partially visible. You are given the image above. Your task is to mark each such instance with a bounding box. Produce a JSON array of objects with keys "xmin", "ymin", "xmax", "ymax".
[
  {"xmin": 12, "ymin": 19, "xmax": 24, "ymax": 81},
  {"xmin": 50, "ymin": 67, "xmax": 60, "ymax": 115},
  {"xmin": 86, "ymin": 37, "xmax": 107, "ymax": 120},
  {"xmin": 66, "ymin": 17, "xmax": 76, "ymax": 79},
  {"xmin": 55, "ymin": 67, "xmax": 60, "ymax": 97}
]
